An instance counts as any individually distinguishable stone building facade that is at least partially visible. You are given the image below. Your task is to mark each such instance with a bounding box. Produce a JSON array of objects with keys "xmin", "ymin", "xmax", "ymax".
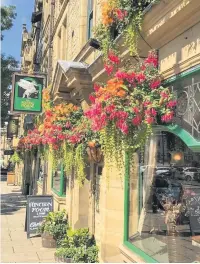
[{"xmin": 18, "ymin": 0, "xmax": 200, "ymax": 262}]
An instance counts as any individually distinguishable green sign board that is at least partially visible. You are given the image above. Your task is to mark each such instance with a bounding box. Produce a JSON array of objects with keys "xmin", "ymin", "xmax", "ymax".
[{"xmin": 11, "ymin": 73, "xmax": 45, "ymax": 113}]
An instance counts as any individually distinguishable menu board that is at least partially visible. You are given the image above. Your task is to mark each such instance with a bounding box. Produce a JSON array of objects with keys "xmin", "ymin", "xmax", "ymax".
[{"xmin": 25, "ymin": 195, "xmax": 53, "ymax": 238}]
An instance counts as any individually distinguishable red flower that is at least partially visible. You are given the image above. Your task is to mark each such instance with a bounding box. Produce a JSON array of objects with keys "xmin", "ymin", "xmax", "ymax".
[
  {"xmin": 167, "ymin": 100, "xmax": 177, "ymax": 108},
  {"xmin": 132, "ymin": 115, "xmax": 142, "ymax": 126},
  {"xmin": 160, "ymin": 91, "xmax": 169, "ymax": 99},
  {"xmin": 143, "ymin": 101, "xmax": 151, "ymax": 107},
  {"xmin": 104, "ymin": 64, "xmax": 114, "ymax": 75},
  {"xmin": 65, "ymin": 121, "xmax": 71, "ymax": 128},
  {"xmin": 161, "ymin": 112, "xmax": 174, "ymax": 123},
  {"xmin": 115, "ymin": 111, "xmax": 129, "ymax": 119},
  {"xmin": 135, "ymin": 73, "xmax": 146, "ymax": 83},
  {"xmin": 150, "ymin": 80, "xmax": 161, "ymax": 90},
  {"xmin": 89, "ymin": 95, "xmax": 96, "ymax": 103},
  {"xmin": 151, "ymin": 108, "xmax": 157, "ymax": 116},
  {"xmin": 94, "ymin": 83, "xmax": 100, "ymax": 92},
  {"xmin": 133, "ymin": 107, "xmax": 140, "ymax": 114},
  {"xmin": 116, "ymin": 120, "xmax": 129, "ymax": 134},
  {"xmin": 145, "ymin": 52, "xmax": 158, "ymax": 68},
  {"xmin": 108, "ymin": 51, "xmax": 120, "ymax": 64},
  {"xmin": 126, "ymin": 72, "xmax": 136, "ymax": 83},
  {"xmin": 115, "ymin": 70, "xmax": 128, "ymax": 79},
  {"xmin": 115, "ymin": 9, "xmax": 128, "ymax": 20},
  {"xmin": 105, "ymin": 104, "xmax": 115, "ymax": 113},
  {"xmin": 145, "ymin": 116, "xmax": 154, "ymax": 124}
]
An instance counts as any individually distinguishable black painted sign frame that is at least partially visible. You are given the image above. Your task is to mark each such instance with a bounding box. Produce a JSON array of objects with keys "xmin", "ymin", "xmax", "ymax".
[{"xmin": 25, "ymin": 195, "xmax": 53, "ymax": 238}]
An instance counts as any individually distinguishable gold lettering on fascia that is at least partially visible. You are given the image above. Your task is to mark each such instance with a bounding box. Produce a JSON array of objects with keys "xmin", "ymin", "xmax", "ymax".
[
  {"xmin": 148, "ymin": 0, "xmax": 190, "ymax": 36},
  {"xmin": 160, "ymin": 52, "xmax": 177, "ymax": 72},
  {"xmin": 182, "ymin": 39, "xmax": 200, "ymax": 59}
]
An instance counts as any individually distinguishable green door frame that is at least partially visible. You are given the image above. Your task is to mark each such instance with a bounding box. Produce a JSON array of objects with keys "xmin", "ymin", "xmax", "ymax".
[{"xmin": 51, "ymin": 163, "xmax": 66, "ymax": 197}]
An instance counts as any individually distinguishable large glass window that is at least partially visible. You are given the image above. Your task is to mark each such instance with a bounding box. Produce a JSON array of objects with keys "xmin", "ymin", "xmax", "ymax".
[
  {"xmin": 52, "ymin": 162, "xmax": 67, "ymax": 196},
  {"xmin": 128, "ymin": 132, "xmax": 200, "ymax": 263}
]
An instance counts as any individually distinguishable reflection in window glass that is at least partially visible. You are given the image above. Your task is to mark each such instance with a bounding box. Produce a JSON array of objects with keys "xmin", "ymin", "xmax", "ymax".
[
  {"xmin": 52, "ymin": 162, "xmax": 62, "ymax": 193},
  {"xmin": 129, "ymin": 132, "xmax": 200, "ymax": 263}
]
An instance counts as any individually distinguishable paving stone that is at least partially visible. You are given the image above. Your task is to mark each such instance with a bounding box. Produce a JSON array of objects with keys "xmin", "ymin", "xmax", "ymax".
[
  {"xmin": 36, "ymin": 250, "xmax": 56, "ymax": 261},
  {"xmin": 1, "ymin": 252, "xmax": 40, "ymax": 263},
  {"xmin": 0, "ymin": 180, "xmax": 55, "ymax": 263}
]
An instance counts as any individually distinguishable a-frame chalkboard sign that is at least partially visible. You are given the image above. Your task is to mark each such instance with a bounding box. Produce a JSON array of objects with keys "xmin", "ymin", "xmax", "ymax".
[{"xmin": 25, "ymin": 195, "xmax": 53, "ymax": 238}]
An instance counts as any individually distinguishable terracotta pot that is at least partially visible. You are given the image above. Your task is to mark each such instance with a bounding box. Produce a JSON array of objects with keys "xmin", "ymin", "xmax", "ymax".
[{"xmin": 41, "ymin": 232, "xmax": 56, "ymax": 248}]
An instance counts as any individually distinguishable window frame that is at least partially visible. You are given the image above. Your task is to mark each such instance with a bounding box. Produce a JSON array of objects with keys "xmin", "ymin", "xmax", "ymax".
[
  {"xmin": 87, "ymin": 0, "xmax": 93, "ymax": 39},
  {"xmin": 51, "ymin": 163, "xmax": 66, "ymax": 197}
]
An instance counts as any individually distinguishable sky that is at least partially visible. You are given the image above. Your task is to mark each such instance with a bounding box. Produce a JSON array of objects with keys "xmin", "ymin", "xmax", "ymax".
[{"xmin": 1, "ymin": 0, "xmax": 34, "ymax": 63}]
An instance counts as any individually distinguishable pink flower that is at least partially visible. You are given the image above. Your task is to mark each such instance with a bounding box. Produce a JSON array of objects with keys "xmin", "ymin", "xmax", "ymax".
[
  {"xmin": 140, "ymin": 64, "xmax": 146, "ymax": 71},
  {"xmin": 133, "ymin": 106, "xmax": 140, "ymax": 114},
  {"xmin": 115, "ymin": 111, "xmax": 129, "ymax": 119},
  {"xmin": 160, "ymin": 91, "xmax": 169, "ymax": 99},
  {"xmin": 126, "ymin": 72, "xmax": 136, "ymax": 83},
  {"xmin": 145, "ymin": 52, "xmax": 158, "ymax": 68},
  {"xmin": 89, "ymin": 95, "xmax": 96, "ymax": 103},
  {"xmin": 65, "ymin": 121, "xmax": 71, "ymax": 128},
  {"xmin": 161, "ymin": 112, "xmax": 174, "ymax": 123},
  {"xmin": 132, "ymin": 115, "xmax": 142, "ymax": 126},
  {"xmin": 94, "ymin": 83, "xmax": 100, "ymax": 92},
  {"xmin": 143, "ymin": 101, "xmax": 151, "ymax": 107},
  {"xmin": 116, "ymin": 120, "xmax": 129, "ymax": 134},
  {"xmin": 135, "ymin": 73, "xmax": 146, "ymax": 83},
  {"xmin": 115, "ymin": 70, "xmax": 128, "ymax": 79},
  {"xmin": 105, "ymin": 104, "xmax": 115, "ymax": 113},
  {"xmin": 151, "ymin": 108, "xmax": 157, "ymax": 117},
  {"xmin": 150, "ymin": 80, "xmax": 161, "ymax": 90},
  {"xmin": 115, "ymin": 9, "xmax": 128, "ymax": 20},
  {"xmin": 104, "ymin": 64, "xmax": 114, "ymax": 75},
  {"xmin": 108, "ymin": 51, "xmax": 120, "ymax": 64},
  {"xmin": 167, "ymin": 100, "xmax": 177, "ymax": 108},
  {"xmin": 145, "ymin": 116, "xmax": 154, "ymax": 124}
]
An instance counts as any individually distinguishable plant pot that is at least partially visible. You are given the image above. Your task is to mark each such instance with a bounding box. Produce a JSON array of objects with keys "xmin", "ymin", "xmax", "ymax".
[
  {"xmin": 54, "ymin": 255, "xmax": 72, "ymax": 263},
  {"xmin": 42, "ymin": 232, "xmax": 56, "ymax": 248}
]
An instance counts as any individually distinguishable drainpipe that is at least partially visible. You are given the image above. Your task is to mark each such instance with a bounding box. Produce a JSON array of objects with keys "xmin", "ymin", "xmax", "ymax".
[{"xmin": 47, "ymin": 0, "xmax": 55, "ymax": 85}]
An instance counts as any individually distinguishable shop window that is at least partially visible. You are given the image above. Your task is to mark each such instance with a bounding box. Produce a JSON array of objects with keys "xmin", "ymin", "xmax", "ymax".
[
  {"xmin": 51, "ymin": 162, "xmax": 67, "ymax": 196},
  {"xmin": 127, "ymin": 132, "xmax": 200, "ymax": 262},
  {"xmin": 87, "ymin": 0, "xmax": 93, "ymax": 39}
]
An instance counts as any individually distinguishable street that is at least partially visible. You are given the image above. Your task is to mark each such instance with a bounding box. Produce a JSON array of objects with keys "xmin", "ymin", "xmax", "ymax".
[{"xmin": 0, "ymin": 175, "xmax": 55, "ymax": 263}]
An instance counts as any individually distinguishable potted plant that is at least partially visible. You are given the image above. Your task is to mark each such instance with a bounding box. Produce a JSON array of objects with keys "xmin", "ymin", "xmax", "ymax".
[
  {"xmin": 38, "ymin": 210, "xmax": 68, "ymax": 248},
  {"xmin": 55, "ymin": 228, "xmax": 99, "ymax": 263}
]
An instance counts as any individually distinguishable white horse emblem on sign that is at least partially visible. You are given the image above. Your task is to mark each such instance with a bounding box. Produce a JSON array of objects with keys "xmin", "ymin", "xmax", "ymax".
[{"xmin": 17, "ymin": 79, "xmax": 39, "ymax": 99}]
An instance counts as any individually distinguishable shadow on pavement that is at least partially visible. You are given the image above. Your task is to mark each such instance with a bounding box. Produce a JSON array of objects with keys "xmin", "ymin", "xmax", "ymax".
[{"xmin": 1, "ymin": 191, "xmax": 27, "ymax": 215}]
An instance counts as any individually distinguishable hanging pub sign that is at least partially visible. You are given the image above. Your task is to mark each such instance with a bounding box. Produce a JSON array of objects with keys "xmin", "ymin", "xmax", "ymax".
[
  {"xmin": 11, "ymin": 73, "xmax": 45, "ymax": 113},
  {"xmin": 7, "ymin": 119, "xmax": 19, "ymax": 138}
]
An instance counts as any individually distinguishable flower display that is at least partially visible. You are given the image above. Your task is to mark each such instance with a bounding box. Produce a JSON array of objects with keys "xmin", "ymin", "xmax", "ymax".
[{"xmin": 85, "ymin": 51, "xmax": 177, "ymax": 136}]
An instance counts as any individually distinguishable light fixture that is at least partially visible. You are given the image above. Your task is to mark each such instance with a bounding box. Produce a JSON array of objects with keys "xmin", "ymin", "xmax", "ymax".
[
  {"xmin": 89, "ymin": 38, "xmax": 101, "ymax": 50},
  {"xmin": 86, "ymin": 143, "xmax": 103, "ymax": 163}
]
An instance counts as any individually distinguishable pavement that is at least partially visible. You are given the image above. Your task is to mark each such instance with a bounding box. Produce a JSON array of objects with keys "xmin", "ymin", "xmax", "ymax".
[{"xmin": 0, "ymin": 174, "xmax": 56, "ymax": 263}]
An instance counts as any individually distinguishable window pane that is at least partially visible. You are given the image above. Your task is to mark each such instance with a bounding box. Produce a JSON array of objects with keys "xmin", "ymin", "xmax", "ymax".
[
  {"xmin": 62, "ymin": 171, "xmax": 67, "ymax": 195},
  {"xmin": 52, "ymin": 162, "xmax": 62, "ymax": 193},
  {"xmin": 128, "ymin": 132, "xmax": 200, "ymax": 262},
  {"xmin": 88, "ymin": 12, "xmax": 93, "ymax": 39}
]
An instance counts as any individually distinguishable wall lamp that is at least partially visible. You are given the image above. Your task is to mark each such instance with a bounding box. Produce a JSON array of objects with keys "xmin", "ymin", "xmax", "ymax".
[{"xmin": 89, "ymin": 38, "xmax": 101, "ymax": 50}]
